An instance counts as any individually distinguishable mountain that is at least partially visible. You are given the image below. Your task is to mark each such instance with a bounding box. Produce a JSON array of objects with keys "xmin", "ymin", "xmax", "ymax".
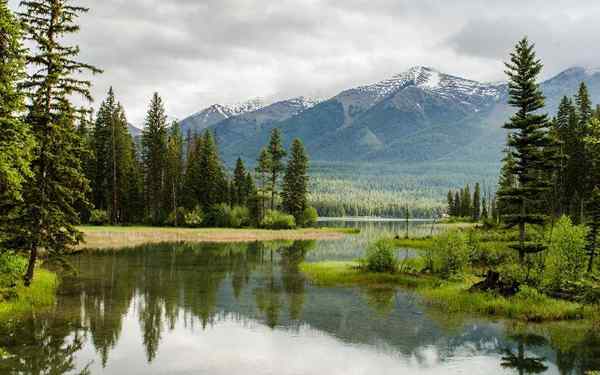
[
  {"xmin": 179, "ymin": 98, "xmax": 265, "ymax": 135},
  {"xmin": 127, "ymin": 123, "xmax": 142, "ymax": 137},
  {"xmin": 188, "ymin": 66, "xmax": 600, "ymax": 167}
]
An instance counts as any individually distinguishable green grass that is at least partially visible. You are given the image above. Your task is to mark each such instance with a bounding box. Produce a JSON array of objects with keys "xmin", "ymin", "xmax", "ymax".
[
  {"xmin": 0, "ymin": 269, "xmax": 58, "ymax": 320},
  {"xmin": 299, "ymin": 261, "xmax": 437, "ymax": 288},
  {"xmin": 420, "ymin": 283, "xmax": 589, "ymax": 322},
  {"xmin": 299, "ymin": 261, "xmax": 593, "ymax": 322}
]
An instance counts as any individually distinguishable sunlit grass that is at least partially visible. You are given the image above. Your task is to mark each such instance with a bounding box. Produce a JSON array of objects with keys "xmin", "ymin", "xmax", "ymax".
[
  {"xmin": 77, "ymin": 225, "xmax": 352, "ymax": 250},
  {"xmin": 0, "ymin": 269, "xmax": 57, "ymax": 319}
]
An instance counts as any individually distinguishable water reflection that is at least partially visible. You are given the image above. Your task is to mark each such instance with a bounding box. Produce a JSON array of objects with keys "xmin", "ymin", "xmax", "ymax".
[{"xmin": 0, "ymin": 238, "xmax": 598, "ymax": 374}]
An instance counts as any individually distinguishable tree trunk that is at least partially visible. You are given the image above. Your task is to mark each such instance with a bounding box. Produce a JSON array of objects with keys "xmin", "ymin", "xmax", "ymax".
[{"xmin": 24, "ymin": 242, "xmax": 38, "ymax": 287}]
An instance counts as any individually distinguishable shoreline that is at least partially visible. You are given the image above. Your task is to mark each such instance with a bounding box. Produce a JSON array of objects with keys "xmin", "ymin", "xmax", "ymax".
[{"xmin": 76, "ymin": 226, "xmax": 353, "ymax": 250}]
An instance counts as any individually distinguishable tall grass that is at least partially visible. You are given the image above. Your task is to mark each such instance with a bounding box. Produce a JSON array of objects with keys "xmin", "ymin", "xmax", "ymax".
[{"xmin": 0, "ymin": 269, "xmax": 57, "ymax": 319}]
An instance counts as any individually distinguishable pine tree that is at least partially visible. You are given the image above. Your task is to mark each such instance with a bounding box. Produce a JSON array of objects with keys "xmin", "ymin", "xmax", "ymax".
[
  {"xmin": 282, "ymin": 139, "xmax": 309, "ymax": 222},
  {"xmin": 497, "ymin": 37, "xmax": 554, "ymax": 261},
  {"xmin": 267, "ymin": 128, "xmax": 286, "ymax": 210},
  {"xmin": 256, "ymin": 147, "xmax": 271, "ymax": 212},
  {"xmin": 165, "ymin": 121, "xmax": 184, "ymax": 223},
  {"xmin": 586, "ymin": 188, "xmax": 600, "ymax": 273},
  {"xmin": 573, "ymin": 83, "xmax": 593, "ymax": 223},
  {"xmin": 197, "ymin": 130, "xmax": 226, "ymax": 209},
  {"xmin": 232, "ymin": 158, "xmax": 248, "ymax": 206},
  {"xmin": 481, "ymin": 196, "xmax": 489, "ymax": 220},
  {"xmin": 141, "ymin": 93, "xmax": 168, "ymax": 224},
  {"xmin": 183, "ymin": 133, "xmax": 202, "ymax": 209},
  {"xmin": 472, "ymin": 182, "xmax": 481, "ymax": 221},
  {"xmin": 453, "ymin": 191, "xmax": 460, "ymax": 217},
  {"xmin": 447, "ymin": 190, "xmax": 454, "ymax": 216},
  {"xmin": 17, "ymin": 0, "xmax": 101, "ymax": 285},
  {"xmin": 461, "ymin": 185, "xmax": 471, "ymax": 218},
  {"xmin": 0, "ymin": 1, "xmax": 33, "ymax": 231}
]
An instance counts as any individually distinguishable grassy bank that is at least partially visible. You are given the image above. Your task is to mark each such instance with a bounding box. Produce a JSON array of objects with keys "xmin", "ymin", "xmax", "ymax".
[
  {"xmin": 76, "ymin": 225, "xmax": 355, "ymax": 250},
  {"xmin": 299, "ymin": 261, "xmax": 595, "ymax": 322},
  {"xmin": 0, "ymin": 269, "xmax": 58, "ymax": 320}
]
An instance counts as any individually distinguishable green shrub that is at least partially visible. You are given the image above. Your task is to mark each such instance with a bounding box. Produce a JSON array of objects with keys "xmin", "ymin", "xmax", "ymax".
[
  {"xmin": 0, "ymin": 252, "xmax": 27, "ymax": 300},
  {"xmin": 298, "ymin": 207, "xmax": 318, "ymax": 227},
  {"xmin": 166, "ymin": 207, "xmax": 187, "ymax": 226},
  {"xmin": 428, "ymin": 231, "xmax": 469, "ymax": 279},
  {"xmin": 229, "ymin": 206, "xmax": 250, "ymax": 228},
  {"xmin": 207, "ymin": 203, "xmax": 233, "ymax": 227},
  {"xmin": 261, "ymin": 210, "xmax": 296, "ymax": 229},
  {"xmin": 89, "ymin": 209, "xmax": 109, "ymax": 225},
  {"xmin": 545, "ymin": 216, "xmax": 588, "ymax": 290},
  {"xmin": 360, "ymin": 239, "xmax": 398, "ymax": 273},
  {"xmin": 184, "ymin": 206, "xmax": 204, "ymax": 228}
]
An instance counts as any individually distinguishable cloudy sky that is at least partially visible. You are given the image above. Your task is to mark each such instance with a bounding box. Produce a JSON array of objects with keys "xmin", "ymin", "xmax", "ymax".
[{"xmin": 9, "ymin": 0, "xmax": 600, "ymax": 126}]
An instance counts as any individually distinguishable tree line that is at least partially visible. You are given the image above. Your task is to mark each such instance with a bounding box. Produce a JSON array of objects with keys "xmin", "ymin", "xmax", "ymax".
[
  {"xmin": 446, "ymin": 182, "xmax": 498, "ymax": 222},
  {"xmin": 0, "ymin": 0, "xmax": 314, "ymax": 285}
]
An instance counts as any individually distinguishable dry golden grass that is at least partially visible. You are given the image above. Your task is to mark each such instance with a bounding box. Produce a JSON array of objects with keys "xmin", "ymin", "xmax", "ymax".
[{"xmin": 76, "ymin": 226, "xmax": 348, "ymax": 250}]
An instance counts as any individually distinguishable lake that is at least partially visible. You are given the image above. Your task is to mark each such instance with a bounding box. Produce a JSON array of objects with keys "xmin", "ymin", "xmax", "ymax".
[{"xmin": 1, "ymin": 220, "xmax": 598, "ymax": 374}]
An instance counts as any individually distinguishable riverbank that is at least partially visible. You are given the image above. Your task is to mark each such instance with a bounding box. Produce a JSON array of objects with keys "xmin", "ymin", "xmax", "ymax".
[
  {"xmin": 299, "ymin": 261, "xmax": 595, "ymax": 322},
  {"xmin": 0, "ymin": 269, "xmax": 58, "ymax": 320},
  {"xmin": 76, "ymin": 225, "xmax": 356, "ymax": 250}
]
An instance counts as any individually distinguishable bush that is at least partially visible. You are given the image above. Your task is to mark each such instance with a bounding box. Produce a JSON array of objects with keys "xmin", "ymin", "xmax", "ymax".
[
  {"xmin": 261, "ymin": 210, "xmax": 296, "ymax": 230},
  {"xmin": 89, "ymin": 209, "xmax": 109, "ymax": 225},
  {"xmin": 545, "ymin": 216, "xmax": 588, "ymax": 290},
  {"xmin": 184, "ymin": 206, "xmax": 204, "ymax": 228},
  {"xmin": 298, "ymin": 207, "xmax": 318, "ymax": 227},
  {"xmin": 360, "ymin": 239, "xmax": 398, "ymax": 273},
  {"xmin": 206, "ymin": 203, "xmax": 232, "ymax": 227},
  {"xmin": 0, "ymin": 252, "xmax": 27, "ymax": 300},
  {"xmin": 427, "ymin": 231, "xmax": 469, "ymax": 279},
  {"xmin": 166, "ymin": 207, "xmax": 187, "ymax": 226},
  {"xmin": 229, "ymin": 206, "xmax": 250, "ymax": 228}
]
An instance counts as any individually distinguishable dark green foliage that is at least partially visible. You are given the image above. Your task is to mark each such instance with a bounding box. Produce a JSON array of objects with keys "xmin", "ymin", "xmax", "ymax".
[
  {"xmin": 232, "ymin": 158, "xmax": 248, "ymax": 206},
  {"xmin": 89, "ymin": 209, "xmax": 109, "ymax": 225},
  {"xmin": 282, "ymin": 139, "xmax": 309, "ymax": 223},
  {"xmin": 197, "ymin": 131, "xmax": 227, "ymax": 209},
  {"xmin": 267, "ymin": 128, "xmax": 286, "ymax": 209},
  {"xmin": 497, "ymin": 37, "xmax": 555, "ymax": 261},
  {"xmin": 17, "ymin": 0, "xmax": 101, "ymax": 285},
  {"xmin": 0, "ymin": 2, "xmax": 33, "ymax": 245},
  {"xmin": 472, "ymin": 183, "xmax": 481, "ymax": 221},
  {"xmin": 141, "ymin": 93, "xmax": 168, "ymax": 224},
  {"xmin": 165, "ymin": 122, "xmax": 184, "ymax": 225}
]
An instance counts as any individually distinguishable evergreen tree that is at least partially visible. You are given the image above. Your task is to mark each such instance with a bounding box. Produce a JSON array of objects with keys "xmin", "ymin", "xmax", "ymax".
[
  {"xmin": 447, "ymin": 190, "xmax": 454, "ymax": 216},
  {"xmin": 0, "ymin": 1, "xmax": 33, "ymax": 235},
  {"xmin": 183, "ymin": 134, "xmax": 202, "ymax": 209},
  {"xmin": 256, "ymin": 147, "xmax": 271, "ymax": 212},
  {"xmin": 141, "ymin": 93, "xmax": 168, "ymax": 224},
  {"xmin": 472, "ymin": 182, "xmax": 481, "ymax": 221},
  {"xmin": 586, "ymin": 188, "xmax": 600, "ymax": 273},
  {"xmin": 282, "ymin": 139, "xmax": 309, "ymax": 222},
  {"xmin": 481, "ymin": 196, "xmax": 489, "ymax": 220},
  {"xmin": 454, "ymin": 191, "xmax": 460, "ymax": 217},
  {"xmin": 232, "ymin": 158, "xmax": 248, "ymax": 206},
  {"xmin": 197, "ymin": 130, "xmax": 226, "ymax": 209},
  {"xmin": 572, "ymin": 83, "xmax": 593, "ymax": 223},
  {"xmin": 75, "ymin": 110, "xmax": 94, "ymax": 222},
  {"xmin": 461, "ymin": 185, "xmax": 471, "ymax": 217},
  {"xmin": 497, "ymin": 139, "xmax": 517, "ymax": 219},
  {"xmin": 497, "ymin": 37, "xmax": 554, "ymax": 261},
  {"xmin": 165, "ymin": 121, "xmax": 184, "ymax": 223},
  {"xmin": 17, "ymin": 0, "xmax": 101, "ymax": 285},
  {"xmin": 267, "ymin": 128, "xmax": 286, "ymax": 210}
]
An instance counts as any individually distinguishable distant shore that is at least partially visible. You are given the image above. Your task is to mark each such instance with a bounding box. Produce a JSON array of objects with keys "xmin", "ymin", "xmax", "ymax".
[{"xmin": 76, "ymin": 226, "xmax": 356, "ymax": 250}]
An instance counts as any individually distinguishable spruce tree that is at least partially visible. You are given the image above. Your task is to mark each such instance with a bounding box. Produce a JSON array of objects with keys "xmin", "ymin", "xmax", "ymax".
[
  {"xmin": 573, "ymin": 83, "xmax": 593, "ymax": 223},
  {"xmin": 256, "ymin": 147, "xmax": 271, "ymax": 212},
  {"xmin": 282, "ymin": 139, "xmax": 309, "ymax": 222},
  {"xmin": 197, "ymin": 130, "xmax": 226, "ymax": 209},
  {"xmin": 17, "ymin": 0, "xmax": 101, "ymax": 285},
  {"xmin": 453, "ymin": 191, "xmax": 460, "ymax": 217},
  {"xmin": 586, "ymin": 188, "xmax": 600, "ymax": 273},
  {"xmin": 233, "ymin": 158, "xmax": 248, "ymax": 206},
  {"xmin": 481, "ymin": 196, "xmax": 489, "ymax": 220},
  {"xmin": 447, "ymin": 190, "xmax": 454, "ymax": 216},
  {"xmin": 497, "ymin": 37, "xmax": 554, "ymax": 261},
  {"xmin": 472, "ymin": 182, "xmax": 481, "ymax": 221},
  {"xmin": 267, "ymin": 128, "xmax": 286, "ymax": 210},
  {"xmin": 165, "ymin": 121, "xmax": 184, "ymax": 223},
  {"xmin": 183, "ymin": 133, "xmax": 202, "ymax": 209},
  {"xmin": 141, "ymin": 93, "xmax": 168, "ymax": 224},
  {"xmin": 0, "ymin": 1, "xmax": 33, "ymax": 230}
]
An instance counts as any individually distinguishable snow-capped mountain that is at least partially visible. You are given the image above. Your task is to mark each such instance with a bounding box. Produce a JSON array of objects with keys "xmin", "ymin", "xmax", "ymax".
[
  {"xmin": 179, "ymin": 66, "xmax": 600, "ymax": 166},
  {"xmin": 180, "ymin": 98, "xmax": 266, "ymax": 135}
]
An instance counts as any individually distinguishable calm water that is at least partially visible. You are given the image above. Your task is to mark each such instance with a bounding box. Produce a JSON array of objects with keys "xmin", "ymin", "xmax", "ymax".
[{"xmin": 1, "ymin": 221, "xmax": 599, "ymax": 374}]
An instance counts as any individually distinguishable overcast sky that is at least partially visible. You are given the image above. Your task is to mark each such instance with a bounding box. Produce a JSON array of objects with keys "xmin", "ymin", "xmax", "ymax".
[{"xmin": 9, "ymin": 0, "xmax": 600, "ymax": 126}]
